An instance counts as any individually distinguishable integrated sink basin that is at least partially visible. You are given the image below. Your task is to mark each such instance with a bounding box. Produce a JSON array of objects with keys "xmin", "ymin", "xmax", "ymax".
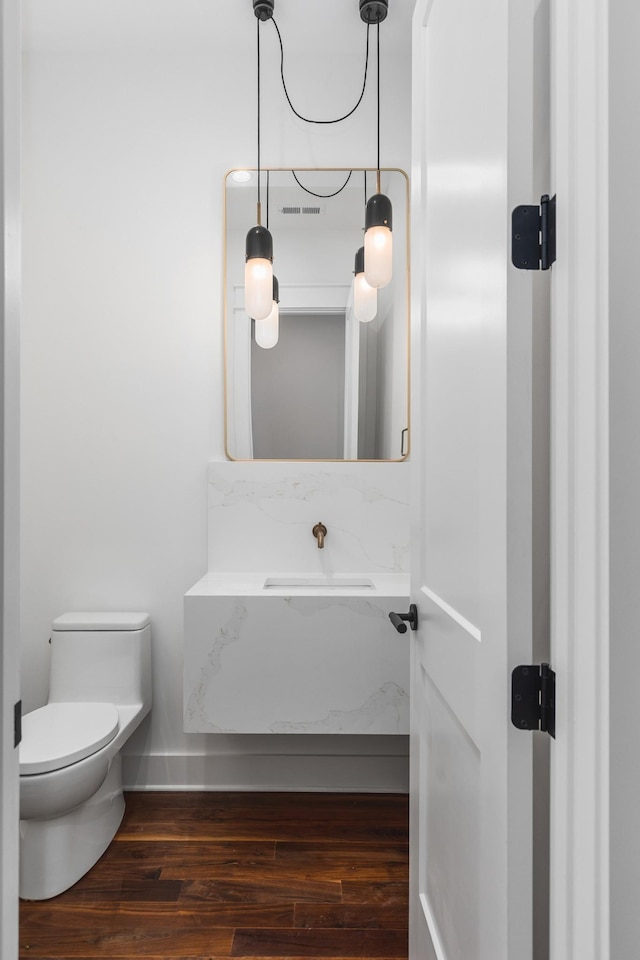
[
  {"xmin": 263, "ymin": 576, "xmax": 375, "ymax": 590},
  {"xmin": 184, "ymin": 572, "xmax": 409, "ymax": 598}
]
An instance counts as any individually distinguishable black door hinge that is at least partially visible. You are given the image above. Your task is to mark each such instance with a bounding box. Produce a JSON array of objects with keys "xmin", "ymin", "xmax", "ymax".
[
  {"xmin": 512, "ymin": 194, "xmax": 556, "ymax": 270},
  {"xmin": 511, "ymin": 663, "xmax": 555, "ymax": 738},
  {"xmin": 14, "ymin": 699, "xmax": 22, "ymax": 748}
]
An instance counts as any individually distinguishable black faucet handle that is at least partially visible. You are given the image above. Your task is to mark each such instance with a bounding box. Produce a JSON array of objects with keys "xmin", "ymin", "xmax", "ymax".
[{"xmin": 388, "ymin": 604, "xmax": 418, "ymax": 633}]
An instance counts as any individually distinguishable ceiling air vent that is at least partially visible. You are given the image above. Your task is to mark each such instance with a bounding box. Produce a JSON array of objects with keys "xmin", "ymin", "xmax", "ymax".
[{"xmin": 278, "ymin": 205, "xmax": 324, "ymax": 216}]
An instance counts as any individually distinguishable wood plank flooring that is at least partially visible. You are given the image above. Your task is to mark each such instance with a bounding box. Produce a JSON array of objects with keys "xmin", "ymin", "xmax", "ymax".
[{"xmin": 19, "ymin": 791, "xmax": 409, "ymax": 960}]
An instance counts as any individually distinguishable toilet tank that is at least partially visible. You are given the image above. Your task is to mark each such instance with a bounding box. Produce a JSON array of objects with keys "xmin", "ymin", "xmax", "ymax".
[{"xmin": 48, "ymin": 612, "xmax": 152, "ymax": 710}]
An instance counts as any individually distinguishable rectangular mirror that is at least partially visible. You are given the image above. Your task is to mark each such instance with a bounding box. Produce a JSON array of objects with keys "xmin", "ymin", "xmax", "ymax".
[{"xmin": 224, "ymin": 167, "xmax": 409, "ymax": 461}]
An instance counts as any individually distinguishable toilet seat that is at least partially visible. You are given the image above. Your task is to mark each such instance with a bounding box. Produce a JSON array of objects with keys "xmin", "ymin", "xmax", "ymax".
[{"xmin": 20, "ymin": 702, "xmax": 120, "ymax": 776}]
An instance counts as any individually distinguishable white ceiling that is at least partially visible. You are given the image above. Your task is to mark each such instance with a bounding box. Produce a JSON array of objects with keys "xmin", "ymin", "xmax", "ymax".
[{"xmin": 22, "ymin": 0, "xmax": 415, "ymax": 55}]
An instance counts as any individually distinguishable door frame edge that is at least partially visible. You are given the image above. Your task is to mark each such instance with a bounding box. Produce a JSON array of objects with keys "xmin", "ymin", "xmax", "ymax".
[{"xmin": 549, "ymin": 0, "xmax": 610, "ymax": 957}]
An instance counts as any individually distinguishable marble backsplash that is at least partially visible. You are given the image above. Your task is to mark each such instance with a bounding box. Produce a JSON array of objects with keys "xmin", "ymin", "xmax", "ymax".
[{"xmin": 207, "ymin": 461, "xmax": 410, "ymax": 574}]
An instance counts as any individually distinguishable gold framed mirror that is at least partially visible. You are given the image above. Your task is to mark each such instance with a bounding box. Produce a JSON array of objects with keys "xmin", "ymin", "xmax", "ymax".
[{"xmin": 224, "ymin": 167, "xmax": 409, "ymax": 461}]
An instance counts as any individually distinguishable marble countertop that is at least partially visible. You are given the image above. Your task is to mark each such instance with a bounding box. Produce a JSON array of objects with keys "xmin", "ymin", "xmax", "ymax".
[{"xmin": 186, "ymin": 572, "xmax": 410, "ymax": 598}]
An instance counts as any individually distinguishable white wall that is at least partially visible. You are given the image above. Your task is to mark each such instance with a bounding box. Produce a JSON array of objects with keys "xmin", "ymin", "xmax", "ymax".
[
  {"xmin": 2, "ymin": 0, "xmax": 21, "ymax": 952},
  {"xmin": 20, "ymin": 0, "xmax": 413, "ymax": 788},
  {"xmin": 609, "ymin": 0, "xmax": 640, "ymax": 950}
]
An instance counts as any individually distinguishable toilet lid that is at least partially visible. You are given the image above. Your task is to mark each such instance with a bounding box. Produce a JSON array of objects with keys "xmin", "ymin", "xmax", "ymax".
[{"xmin": 19, "ymin": 702, "xmax": 120, "ymax": 775}]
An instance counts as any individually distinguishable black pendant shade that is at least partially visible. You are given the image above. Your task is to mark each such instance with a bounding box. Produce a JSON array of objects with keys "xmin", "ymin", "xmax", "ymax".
[
  {"xmin": 365, "ymin": 192, "xmax": 392, "ymax": 231},
  {"xmin": 245, "ymin": 224, "xmax": 274, "ymax": 262},
  {"xmin": 354, "ymin": 246, "xmax": 365, "ymax": 275}
]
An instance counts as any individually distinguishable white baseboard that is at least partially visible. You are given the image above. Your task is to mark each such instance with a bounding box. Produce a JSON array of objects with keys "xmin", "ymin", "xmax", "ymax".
[{"xmin": 122, "ymin": 751, "xmax": 409, "ymax": 793}]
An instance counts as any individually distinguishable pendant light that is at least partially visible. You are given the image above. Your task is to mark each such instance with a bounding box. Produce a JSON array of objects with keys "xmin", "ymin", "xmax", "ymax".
[
  {"xmin": 353, "ymin": 246, "xmax": 378, "ymax": 323},
  {"xmin": 255, "ymin": 275, "xmax": 280, "ymax": 349},
  {"xmin": 245, "ymin": 5, "xmax": 274, "ymax": 321},
  {"xmin": 364, "ymin": 19, "xmax": 392, "ymax": 289},
  {"xmin": 254, "ymin": 170, "xmax": 280, "ymax": 349},
  {"xmin": 352, "ymin": 172, "xmax": 377, "ymax": 323}
]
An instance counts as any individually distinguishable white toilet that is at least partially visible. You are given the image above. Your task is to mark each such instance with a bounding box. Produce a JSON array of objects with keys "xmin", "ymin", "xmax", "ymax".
[{"xmin": 19, "ymin": 611, "xmax": 152, "ymax": 900}]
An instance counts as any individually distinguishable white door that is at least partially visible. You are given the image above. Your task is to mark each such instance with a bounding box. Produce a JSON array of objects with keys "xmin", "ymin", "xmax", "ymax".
[{"xmin": 409, "ymin": 0, "xmax": 543, "ymax": 957}]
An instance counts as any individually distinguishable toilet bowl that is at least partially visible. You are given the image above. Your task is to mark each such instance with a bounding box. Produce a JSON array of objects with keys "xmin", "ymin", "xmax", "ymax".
[{"xmin": 19, "ymin": 611, "xmax": 152, "ymax": 900}]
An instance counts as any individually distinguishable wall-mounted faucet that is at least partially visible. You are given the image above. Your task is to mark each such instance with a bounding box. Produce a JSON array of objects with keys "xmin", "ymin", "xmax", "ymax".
[{"xmin": 312, "ymin": 522, "xmax": 327, "ymax": 549}]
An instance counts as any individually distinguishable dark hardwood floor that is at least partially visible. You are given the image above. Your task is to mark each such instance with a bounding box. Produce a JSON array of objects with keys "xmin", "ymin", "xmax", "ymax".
[{"xmin": 19, "ymin": 791, "xmax": 409, "ymax": 959}]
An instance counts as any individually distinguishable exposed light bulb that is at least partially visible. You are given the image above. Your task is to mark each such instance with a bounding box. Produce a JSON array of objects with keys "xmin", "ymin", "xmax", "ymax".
[
  {"xmin": 354, "ymin": 274, "xmax": 378, "ymax": 323},
  {"xmin": 255, "ymin": 300, "xmax": 279, "ymax": 349},
  {"xmin": 364, "ymin": 224, "xmax": 393, "ymax": 288},
  {"xmin": 255, "ymin": 274, "xmax": 280, "ymax": 349},
  {"xmin": 245, "ymin": 257, "xmax": 273, "ymax": 320},
  {"xmin": 353, "ymin": 246, "xmax": 377, "ymax": 323},
  {"xmin": 364, "ymin": 193, "xmax": 393, "ymax": 288},
  {"xmin": 245, "ymin": 223, "xmax": 274, "ymax": 321}
]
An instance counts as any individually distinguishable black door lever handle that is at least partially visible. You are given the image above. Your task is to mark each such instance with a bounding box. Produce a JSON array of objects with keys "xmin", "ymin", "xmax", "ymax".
[{"xmin": 389, "ymin": 604, "xmax": 418, "ymax": 633}]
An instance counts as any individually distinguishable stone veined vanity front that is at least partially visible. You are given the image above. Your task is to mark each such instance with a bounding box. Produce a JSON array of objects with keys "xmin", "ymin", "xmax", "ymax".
[
  {"xmin": 184, "ymin": 462, "xmax": 410, "ymax": 736},
  {"xmin": 184, "ymin": 573, "xmax": 410, "ymax": 734}
]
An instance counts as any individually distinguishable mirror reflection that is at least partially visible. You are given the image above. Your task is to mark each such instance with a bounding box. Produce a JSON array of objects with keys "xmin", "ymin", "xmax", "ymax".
[{"xmin": 224, "ymin": 168, "xmax": 409, "ymax": 461}]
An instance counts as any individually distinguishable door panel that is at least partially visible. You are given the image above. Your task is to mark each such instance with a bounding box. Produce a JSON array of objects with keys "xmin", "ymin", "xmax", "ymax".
[
  {"xmin": 417, "ymin": 591, "xmax": 479, "ymax": 742},
  {"xmin": 410, "ymin": 0, "xmax": 539, "ymax": 956},
  {"xmin": 422, "ymin": 667, "xmax": 479, "ymax": 958}
]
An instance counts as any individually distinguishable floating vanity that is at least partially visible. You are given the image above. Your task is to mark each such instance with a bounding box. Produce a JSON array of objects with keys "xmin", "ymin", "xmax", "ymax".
[
  {"xmin": 183, "ymin": 572, "xmax": 410, "ymax": 735},
  {"xmin": 187, "ymin": 461, "xmax": 411, "ymax": 736}
]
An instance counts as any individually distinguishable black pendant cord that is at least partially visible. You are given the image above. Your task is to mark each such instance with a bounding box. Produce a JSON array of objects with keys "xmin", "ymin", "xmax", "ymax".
[
  {"xmin": 257, "ymin": 17, "xmax": 262, "ymax": 217},
  {"xmin": 266, "ymin": 170, "xmax": 270, "ymax": 229},
  {"xmin": 271, "ymin": 17, "xmax": 371, "ymax": 124},
  {"xmin": 376, "ymin": 22, "xmax": 380, "ymax": 185},
  {"xmin": 291, "ymin": 169, "xmax": 353, "ymax": 198}
]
